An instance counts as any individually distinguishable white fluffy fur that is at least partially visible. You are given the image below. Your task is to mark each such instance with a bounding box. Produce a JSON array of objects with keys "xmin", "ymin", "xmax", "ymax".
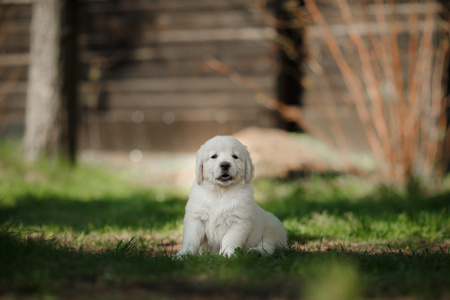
[{"xmin": 174, "ymin": 136, "xmax": 287, "ymax": 259}]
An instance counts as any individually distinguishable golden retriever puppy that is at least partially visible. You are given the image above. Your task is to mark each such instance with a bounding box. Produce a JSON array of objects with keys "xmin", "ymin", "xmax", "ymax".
[{"xmin": 174, "ymin": 136, "xmax": 287, "ymax": 259}]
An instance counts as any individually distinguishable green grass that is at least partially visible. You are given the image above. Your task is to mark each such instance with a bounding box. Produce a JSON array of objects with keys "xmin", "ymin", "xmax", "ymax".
[{"xmin": 0, "ymin": 140, "xmax": 449, "ymax": 299}]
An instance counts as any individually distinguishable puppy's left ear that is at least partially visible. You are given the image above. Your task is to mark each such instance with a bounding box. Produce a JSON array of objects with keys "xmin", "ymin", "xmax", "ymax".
[
  {"xmin": 195, "ymin": 152, "xmax": 204, "ymax": 185},
  {"xmin": 245, "ymin": 151, "xmax": 254, "ymax": 183}
]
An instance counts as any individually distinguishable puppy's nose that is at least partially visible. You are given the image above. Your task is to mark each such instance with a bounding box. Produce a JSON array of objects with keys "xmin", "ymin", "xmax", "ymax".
[{"xmin": 220, "ymin": 162, "xmax": 231, "ymax": 170}]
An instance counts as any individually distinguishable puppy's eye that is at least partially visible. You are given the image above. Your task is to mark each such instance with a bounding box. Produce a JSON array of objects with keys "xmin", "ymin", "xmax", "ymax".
[
  {"xmin": 232, "ymin": 154, "xmax": 238, "ymax": 159},
  {"xmin": 211, "ymin": 154, "xmax": 218, "ymax": 159}
]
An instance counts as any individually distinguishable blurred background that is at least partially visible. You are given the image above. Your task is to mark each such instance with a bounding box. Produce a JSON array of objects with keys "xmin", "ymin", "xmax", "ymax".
[{"xmin": 0, "ymin": 0, "xmax": 449, "ymax": 185}]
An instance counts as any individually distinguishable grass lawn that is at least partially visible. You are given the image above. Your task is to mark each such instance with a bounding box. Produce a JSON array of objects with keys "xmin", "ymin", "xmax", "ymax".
[{"xmin": 0, "ymin": 140, "xmax": 449, "ymax": 299}]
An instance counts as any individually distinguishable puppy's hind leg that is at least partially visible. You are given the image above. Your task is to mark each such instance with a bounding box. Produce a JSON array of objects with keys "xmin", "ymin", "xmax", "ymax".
[
  {"xmin": 249, "ymin": 224, "xmax": 287, "ymax": 256},
  {"xmin": 247, "ymin": 238, "xmax": 275, "ymax": 256}
]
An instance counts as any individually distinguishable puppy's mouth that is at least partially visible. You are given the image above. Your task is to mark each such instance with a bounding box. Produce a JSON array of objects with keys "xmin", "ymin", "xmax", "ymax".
[{"xmin": 217, "ymin": 173, "xmax": 233, "ymax": 183}]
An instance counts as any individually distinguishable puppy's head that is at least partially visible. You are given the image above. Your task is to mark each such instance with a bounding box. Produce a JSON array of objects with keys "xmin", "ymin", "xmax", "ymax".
[{"xmin": 196, "ymin": 136, "xmax": 254, "ymax": 186}]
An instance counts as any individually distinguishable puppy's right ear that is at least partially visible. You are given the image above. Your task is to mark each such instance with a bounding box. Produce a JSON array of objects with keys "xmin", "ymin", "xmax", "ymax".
[{"xmin": 195, "ymin": 154, "xmax": 203, "ymax": 185}]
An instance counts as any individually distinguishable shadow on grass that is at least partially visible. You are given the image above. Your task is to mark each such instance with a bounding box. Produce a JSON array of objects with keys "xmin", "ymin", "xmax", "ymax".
[
  {"xmin": 1, "ymin": 225, "xmax": 449, "ymax": 299},
  {"xmin": 0, "ymin": 226, "xmax": 181, "ymax": 295},
  {"xmin": 0, "ymin": 192, "xmax": 186, "ymax": 232}
]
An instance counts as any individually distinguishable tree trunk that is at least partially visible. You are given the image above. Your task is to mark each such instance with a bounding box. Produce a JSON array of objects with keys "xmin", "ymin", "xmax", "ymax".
[{"xmin": 23, "ymin": 0, "xmax": 78, "ymax": 163}]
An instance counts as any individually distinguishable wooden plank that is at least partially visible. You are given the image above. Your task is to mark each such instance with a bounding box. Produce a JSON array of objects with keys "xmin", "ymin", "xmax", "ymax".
[
  {"xmin": 81, "ymin": 27, "xmax": 275, "ymax": 47},
  {"xmin": 99, "ymin": 107, "xmax": 260, "ymax": 123},
  {"xmin": 80, "ymin": 40, "xmax": 272, "ymax": 63},
  {"xmin": 79, "ymin": 9, "xmax": 265, "ymax": 32},
  {"xmin": 0, "ymin": 95, "xmax": 26, "ymax": 108},
  {"xmin": 91, "ymin": 76, "xmax": 273, "ymax": 93},
  {"xmin": 0, "ymin": 93, "xmax": 259, "ymax": 111},
  {"xmin": 81, "ymin": 0, "xmax": 253, "ymax": 14},
  {"xmin": 105, "ymin": 92, "xmax": 258, "ymax": 108},
  {"xmin": 80, "ymin": 110, "xmax": 261, "ymax": 152},
  {"xmin": 0, "ymin": 81, "xmax": 26, "ymax": 94},
  {"xmin": 80, "ymin": 119, "xmax": 259, "ymax": 152},
  {"xmin": 0, "ymin": 0, "xmax": 33, "ymax": 4},
  {"xmin": 2, "ymin": 75, "xmax": 274, "ymax": 96},
  {"xmin": 0, "ymin": 20, "xmax": 29, "ymax": 34},
  {"xmin": 88, "ymin": 57, "xmax": 273, "ymax": 80},
  {"xmin": 148, "ymin": 10, "xmax": 265, "ymax": 30},
  {"xmin": 0, "ymin": 2, "xmax": 31, "ymax": 16},
  {"xmin": 1, "ymin": 42, "xmax": 272, "ymax": 68},
  {"xmin": 0, "ymin": 35, "xmax": 30, "ymax": 53},
  {"xmin": 0, "ymin": 92, "xmax": 259, "ymax": 110},
  {"xmin": 0, "ymin": 67, "xmax": 28, "ymax": 84}
]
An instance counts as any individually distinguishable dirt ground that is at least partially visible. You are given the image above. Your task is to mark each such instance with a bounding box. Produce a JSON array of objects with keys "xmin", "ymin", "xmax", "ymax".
[{"xmin": 81, "ymin": 127, "xmax": 371, "ymax": 186}]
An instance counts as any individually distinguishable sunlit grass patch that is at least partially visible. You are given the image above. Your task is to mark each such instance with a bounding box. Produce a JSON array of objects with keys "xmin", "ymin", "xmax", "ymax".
[
  {"xmin": 255, "ymin": 175, "xmax": 450, "ymax": 251},
  {"xmin": 0, "ymin": 140, "xmax": 449, "ymax": 299}
]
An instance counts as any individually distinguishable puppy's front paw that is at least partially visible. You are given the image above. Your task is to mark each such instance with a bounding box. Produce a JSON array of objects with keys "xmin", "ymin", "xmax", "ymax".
[
  {"xmin": 247, "ymin": 247, "xmax": 263, "ymax": 257},
  {"xmin": 173, "ymin": 251, "xmax": 187, "ymax": 260},
  {"xmin": 220, "ymin": 247, "xmax": 241, "ymax": 258}
]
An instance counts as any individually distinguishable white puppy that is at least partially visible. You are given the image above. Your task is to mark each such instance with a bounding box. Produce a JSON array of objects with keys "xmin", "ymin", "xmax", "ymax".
[{"xmin": 174, "ymin": 136, "xmax": 287, "ymax": 259}]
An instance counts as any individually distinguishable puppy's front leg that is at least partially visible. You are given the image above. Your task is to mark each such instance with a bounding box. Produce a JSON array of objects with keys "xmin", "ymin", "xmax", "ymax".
[
  {"xmin": 220, "ymin": 222, "xmax": 251, "ymax": 257},
  {"xmin": 174, "ymin": 215, "xmax": 205, "ymax": 260}
]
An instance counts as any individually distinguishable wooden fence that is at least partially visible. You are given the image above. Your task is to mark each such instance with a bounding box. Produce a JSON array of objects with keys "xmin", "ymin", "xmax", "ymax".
[
  {"xmin": 1, "ymin": 0, "xmax": 447, "ymax": 162},
  {"xmin": 0, "ymin": 0, "xmax": 282, "ymax": 152}
]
